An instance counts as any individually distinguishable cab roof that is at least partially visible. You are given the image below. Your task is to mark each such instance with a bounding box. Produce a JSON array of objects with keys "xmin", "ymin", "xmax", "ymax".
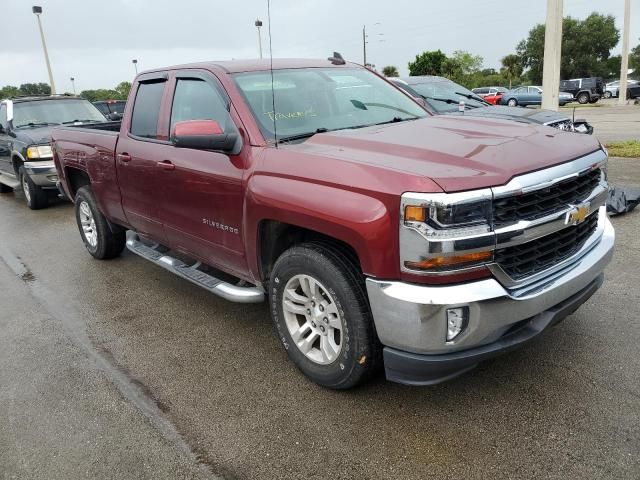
[{"xmin": 138, "ymin": 58, "xmax": 359, "ymax": 76}]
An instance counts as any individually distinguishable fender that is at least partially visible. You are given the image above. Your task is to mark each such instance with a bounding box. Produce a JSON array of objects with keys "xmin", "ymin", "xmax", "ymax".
[{"xmin": 244, "ymin": 174, "xmax": 398, "ymax": 280}]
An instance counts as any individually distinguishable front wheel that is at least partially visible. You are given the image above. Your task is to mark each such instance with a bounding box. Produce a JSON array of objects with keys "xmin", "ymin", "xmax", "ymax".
[
  {"xmin": 507, "ymin": 98, "xmax": 518, "ymax": 107},
  {"xmin": 20, "ymin": 166, "xmax": 48, "ymax": 209},
  {"xmin": 577, "ymin": 92, "xmax": 589, "ymax": 104},
  {"xmin": 74, "ymin": 186, "xmax": 125, "ymax": 259},
  {"xmin": 269, "ymin": 242, "xmax": 381, "ymax": 389}
]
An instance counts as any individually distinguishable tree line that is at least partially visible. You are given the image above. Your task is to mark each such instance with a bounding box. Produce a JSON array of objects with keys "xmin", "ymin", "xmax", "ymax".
[
  {"xmin": 0, "ymin": 81, "xmax": 132, "ymax": 102},
  {"xmin": 382, "ymin": 13, "xmax": 640, "ymax": 89}
]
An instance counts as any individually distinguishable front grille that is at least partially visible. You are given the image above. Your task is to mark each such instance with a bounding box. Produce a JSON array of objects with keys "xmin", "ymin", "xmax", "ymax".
[
  {"xmin": 493, "ymin": 168, "xmax": 601, "ymax": 228},
  {"xmin": 495, "ymin": 212, "xmax": 599, "ymax": 280}
]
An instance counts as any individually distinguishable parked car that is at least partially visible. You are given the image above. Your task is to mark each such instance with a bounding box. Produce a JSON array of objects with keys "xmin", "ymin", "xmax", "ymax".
[
  {"xmin": 604, "ymin": 80, "xmax": 640, "ymax": 99},
  {"xmin": 390, "ymin": 77, "xmax": 590, "ymax": 133},
  {"xmin": 52, "ymin": 58, "xmax": 613, "ymax": 389},
  {"xmin": 560, "ymin": 77, "xmax": 604, "ymax": 104},
  {"xmin": 499, "ymin": 86, "xmax": 573, "ymax": 107},
  {"xmin": 93, "ymin": 100, "xmax": 126, "ymax": 120},
  {"xmin": 472, "ymin": 86, "xmax": 509, "ymax": 105},
  {"xmin": 0, "ymin": 94, "xmax": 107, "ymax": 209}
]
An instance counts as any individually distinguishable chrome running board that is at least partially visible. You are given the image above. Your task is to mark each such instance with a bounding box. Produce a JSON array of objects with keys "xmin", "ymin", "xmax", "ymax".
[{"xmin": 125, "ymin": 231, "xmax": 264, "ymax": 304}]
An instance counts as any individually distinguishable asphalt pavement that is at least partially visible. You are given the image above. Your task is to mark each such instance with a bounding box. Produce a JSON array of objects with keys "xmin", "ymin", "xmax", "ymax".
[
  {"xmin": 1, "ymin": 158, "xmax": 639, "ymax": 479},
  {"xmin": 560, "ymin": 99, "xmax": 640, "ymax": 144}
]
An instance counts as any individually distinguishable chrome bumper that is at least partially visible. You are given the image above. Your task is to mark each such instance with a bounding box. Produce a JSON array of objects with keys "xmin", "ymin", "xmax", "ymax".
[
  {"xmin": 23, "ymin": 160, "xmax": 58, "ymax": 187},
  {"xmin": 366, "ymin": 208, "xmax": 614, "ymax": 356}
]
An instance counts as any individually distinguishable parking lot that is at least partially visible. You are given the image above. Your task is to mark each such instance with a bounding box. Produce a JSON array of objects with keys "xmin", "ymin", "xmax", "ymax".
[
  {"xmin": 0, "ymin": 150, "xmax": 638, "ymax": 479},
  {"xmin": 562, "ymin": 100, "xmax": 640, "ymax": 143}
]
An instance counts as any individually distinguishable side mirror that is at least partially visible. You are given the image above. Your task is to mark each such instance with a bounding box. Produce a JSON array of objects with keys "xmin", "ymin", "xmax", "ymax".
[{"xmin": 172, "ymin": 120, "xmax": 238, "ymax": 153}]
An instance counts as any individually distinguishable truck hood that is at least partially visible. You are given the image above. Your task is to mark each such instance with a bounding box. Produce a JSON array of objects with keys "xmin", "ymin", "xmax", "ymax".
[
  {"xmin": 14, "ymin": 125, "xmax": 55, "ymax": 146},
  {"xmin": 444, "ymin": 105, "xmax": 570, "ymax": 125},
  {"xmin": 284, "ymin": 116, "xmax": 601, "ymax": 192}
]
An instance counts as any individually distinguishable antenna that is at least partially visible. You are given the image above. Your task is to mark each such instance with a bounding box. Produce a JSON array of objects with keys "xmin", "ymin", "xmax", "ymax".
[{"xmin": 267, "ymin": 0, "xmax": 278, "ymax": 147}]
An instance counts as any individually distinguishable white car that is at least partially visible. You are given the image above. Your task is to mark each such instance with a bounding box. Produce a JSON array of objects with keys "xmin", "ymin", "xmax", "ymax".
[{"xmin": 604, "ymin": 80, "xmax": 639, "ymax": 98}]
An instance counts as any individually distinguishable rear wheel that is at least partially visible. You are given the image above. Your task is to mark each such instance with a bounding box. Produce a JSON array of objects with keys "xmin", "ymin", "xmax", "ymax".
[
  {"xmin": 269, "ymin": 242, "xmax": 381, "ymax": 389},
  {"xmin": 74, "ymin": 186, "xmax": 125, "ymax": 259},
  {"xmin": 19, "ymin": 166, "xmax": 48, "ymax": 209},
  {"xmin": 577, "ymin": 92, "xmax": 589, "ymax": 104},
  {"xmin": 507, "ymin": 98, "xmax": 518, "ymax": 107}
]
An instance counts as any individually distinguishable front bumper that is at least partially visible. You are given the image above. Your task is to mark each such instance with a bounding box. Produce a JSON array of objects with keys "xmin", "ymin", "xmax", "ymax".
[
  {"xmin": 23, "ymin": 160, "xmax": 58, "ymax": 188},
  {"xmin": 366, "ymin": 212, "xmax": 615, "ymax": 385}
]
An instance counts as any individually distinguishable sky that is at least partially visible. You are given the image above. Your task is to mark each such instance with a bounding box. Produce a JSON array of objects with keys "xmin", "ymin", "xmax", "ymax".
[{"xmin": 1, "ymin": 0, "xmax": 639, "ymax": 93}]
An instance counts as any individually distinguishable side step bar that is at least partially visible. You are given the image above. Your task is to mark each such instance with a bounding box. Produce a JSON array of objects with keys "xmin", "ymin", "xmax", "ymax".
[{"xmin": 125, "ymin": 231, "xmax": 265, "ymax": 304}]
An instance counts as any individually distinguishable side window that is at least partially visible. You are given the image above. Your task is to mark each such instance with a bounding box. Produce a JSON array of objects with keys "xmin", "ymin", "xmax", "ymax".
[
  {"xmin": 169, "ymin": 79, "xmax": 231, "ymax": 135},
  {"xmin": 0, "ymin": 104, "xmax": 6, "ymax": 130},
  {"xmin": 130, "ymin": 81, "xmax": 166, "ymax": 139}
]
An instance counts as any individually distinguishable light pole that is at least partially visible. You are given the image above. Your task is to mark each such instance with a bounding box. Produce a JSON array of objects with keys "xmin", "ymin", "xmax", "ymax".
[
  {"xmin": 32, "ymin": 6, "xmax": 56, "ymax": 94},
  {"xmin": 132, "ymin": 59, "xmax": 138, "ymax": 75},
  {"xmin": 70, "ymin": 77, "xmax": 76, "ymax": 95},
  {"xmin": 541, "ymin": 0, "xmax": 563, "ymax": 111},
  {"xmin": 363, "ymin": 23, "xmax": 383, "ymax": 68},
  {"xmin": 255, "ymin": 19, "xmax": 263, "ymax": 59},
  {"xmin": 619, "ymin": 0, "xmax": 631, "ymax": 105}
]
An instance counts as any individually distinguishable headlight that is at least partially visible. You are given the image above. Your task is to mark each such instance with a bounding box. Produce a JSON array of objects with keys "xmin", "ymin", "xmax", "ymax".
[
  {"xmin": 401, "ymin": 190, "xmax": 495, "ymax": 274},
  {"xmin": 26, "ymin": 145, "xmax": 53, "ymax": 159}
]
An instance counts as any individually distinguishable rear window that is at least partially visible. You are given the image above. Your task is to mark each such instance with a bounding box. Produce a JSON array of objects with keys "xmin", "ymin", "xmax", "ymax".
[{"xmin": 130, "ymin": 82, "xmax": 165, "ymax": 139}]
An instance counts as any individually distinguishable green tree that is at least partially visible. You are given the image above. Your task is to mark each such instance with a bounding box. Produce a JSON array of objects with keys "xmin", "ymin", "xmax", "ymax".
[
  {"xmin": 630, "ymin": 38, "xmax": 640, "ymax": 72},
  {"xmin": 382, "ymin": 65, "xmax": 399, "ymax": 77},
  {"xmin": 408, "ymin": 50, "xmax": 447, "ymax": 76},
  {"xmin": 501, "ymin": 54, "xmax": 523, "ymax": 88},
  {"xmin": 18, "ymin": 83, "xmax": 51, "ymax": 95},
  {"xmin": 114, "ymin": 81, "xmax": 132, "ymax": 99},
  {"xmin": 517, "ymin": 13, "xmax": 619, "ymax": 84},
  {"xmin": 0, "ymin": 85, "xmax": 20, "ymax": 99}
]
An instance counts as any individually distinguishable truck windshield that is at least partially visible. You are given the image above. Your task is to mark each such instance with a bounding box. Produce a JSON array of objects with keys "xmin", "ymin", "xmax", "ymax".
[
  {"xmin": 13, "ymin": 99, "xmax": 106, "ymax": 128},
  {"xmin": 233, "ymin": 67, "xmax": 427, "ymax": 143},
  {"xmin": 406, "ymin": 79, "xmax": 488, "ymax": 113}
]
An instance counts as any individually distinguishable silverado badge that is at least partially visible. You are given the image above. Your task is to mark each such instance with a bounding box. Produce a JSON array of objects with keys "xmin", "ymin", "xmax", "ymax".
[{"xmin": 566, "ymin": 204, "xmax": 590, "ymax": 225}]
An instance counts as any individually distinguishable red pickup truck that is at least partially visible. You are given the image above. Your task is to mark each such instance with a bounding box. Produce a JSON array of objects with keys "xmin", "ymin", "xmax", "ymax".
[{"xmin": 51, "ymin": 58, "xmax": 614, "ymax": 389}]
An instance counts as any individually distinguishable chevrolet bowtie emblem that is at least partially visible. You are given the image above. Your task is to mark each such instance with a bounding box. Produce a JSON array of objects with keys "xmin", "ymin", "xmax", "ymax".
[{"xmin": 566, "ymin": 204, "xmax": 590, "ymax": 225}]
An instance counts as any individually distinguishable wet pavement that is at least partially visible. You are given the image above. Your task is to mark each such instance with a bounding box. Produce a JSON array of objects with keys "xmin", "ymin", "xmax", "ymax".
[{"xmin": 1, "ymin": 158, "xmax": 639, "ymax": 479}]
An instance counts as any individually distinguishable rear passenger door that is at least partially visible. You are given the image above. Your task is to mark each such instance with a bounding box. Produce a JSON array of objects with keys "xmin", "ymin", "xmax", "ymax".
[
  {"xmin": 116, "ymin": 73, "xmax": 170, "ymax": 242},
  {"xmin": 156, "ymin": 71, "xmax": 247, "ymax": 277}
]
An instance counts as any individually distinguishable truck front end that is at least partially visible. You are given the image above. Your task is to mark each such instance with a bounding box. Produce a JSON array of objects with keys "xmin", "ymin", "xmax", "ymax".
[{"xmin": 366, "ymin": 149, "xmax": 614, "ymax": 385}]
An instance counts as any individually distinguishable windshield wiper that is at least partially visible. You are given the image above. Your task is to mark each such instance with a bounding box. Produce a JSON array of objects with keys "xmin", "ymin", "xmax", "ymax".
[
  {"xmin": 277, "ymin": 128, "xmax": 329, "ymax": 144},
  {"xmin": 454, "ymin": 91, "xmax": 489, "ymax": 104},
  {"xmin": 61, "ymin": 119, "xmax": 103, "ymax": 124},
  {"xmin": 14, "ymin": 122, "xmax": 60, "ymax": 128}
]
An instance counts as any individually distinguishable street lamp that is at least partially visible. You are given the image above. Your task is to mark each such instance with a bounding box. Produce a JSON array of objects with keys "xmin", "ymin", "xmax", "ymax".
[
  {"xmin": 32, "ymin": 6, "xmax": 56, "ymax": 94},
  {"xmin": 255, "ymin": 19, "xmax": 263, "ymax": 59},
  {"xmin": 132, "ymin": 59, "xmax": 138, "ymax": 75},
  {"xmin": 70, "ymin": 77, "xmax": 76, "ymax": 95}
]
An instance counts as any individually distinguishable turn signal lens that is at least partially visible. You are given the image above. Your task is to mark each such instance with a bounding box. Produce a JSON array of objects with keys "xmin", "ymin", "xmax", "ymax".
[
  {"xmin": 404, "ymin": 251, "xmax": 492, "ymax": 271},
  {"xmin": 404, "ymin": 205, "xmax": 426, "ymax": 223}
]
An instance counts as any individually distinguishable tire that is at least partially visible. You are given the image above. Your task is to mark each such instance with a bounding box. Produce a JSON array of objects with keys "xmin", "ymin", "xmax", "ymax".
[
  {"xmin": 269, "ymin": 242, "xmax": 381, "ymax": 389},
  {"xmin": 507, "ymin": 98, "xmax": 518, "ymax": 107},
  {"xmin": 604, "ymin": 91, "xmax": 612, "ymax": 99},
  {"xmin": 74, "ymin": 186, "xmax": 125, "ymax": 259},
  {"xmin": 0, "ymin": 183, "xmax": 13, "ymax": 193},
  {"xmin": 577, "ymin": 92, "xmax": 589, "ymax": 104},
  {"xmin": 19, "ymin": 166, "xmax": 48, "ymax": 210}
]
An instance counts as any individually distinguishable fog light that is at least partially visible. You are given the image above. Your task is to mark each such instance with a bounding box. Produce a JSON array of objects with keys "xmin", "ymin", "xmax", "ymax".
[{"xmin": 446, "ymin": 307, "xmax": 468, "ymax": 342}]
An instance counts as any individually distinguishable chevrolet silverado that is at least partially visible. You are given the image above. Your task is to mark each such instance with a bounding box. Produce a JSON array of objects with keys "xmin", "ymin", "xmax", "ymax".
[{"xmin": 51, "ymin": 58, "xmax": 614, "ymax": 389}]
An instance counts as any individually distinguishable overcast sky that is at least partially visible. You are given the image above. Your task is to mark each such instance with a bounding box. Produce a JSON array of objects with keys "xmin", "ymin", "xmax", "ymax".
[{"xmin": 1, "ymin": 0, "xmax": 638, "ymax": 92}]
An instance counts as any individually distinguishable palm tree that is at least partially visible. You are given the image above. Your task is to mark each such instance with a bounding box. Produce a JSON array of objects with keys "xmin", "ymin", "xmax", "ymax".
[
  {"xmin": 382, "ymin": 65, "xmax": 399, "ymax": 78},
  {"xmin": 501, "ymin": 54, "xmax": 522, "ymax": 89}
]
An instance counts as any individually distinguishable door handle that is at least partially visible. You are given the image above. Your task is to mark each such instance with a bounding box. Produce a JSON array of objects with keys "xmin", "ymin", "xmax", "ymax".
[
  {"xmin": 157, "ymin": 160, "xmax": 175, "ymax": 171},
  {"xmin": 117, "ymin": 153, "xmax": 132, "ymax": 163}
]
